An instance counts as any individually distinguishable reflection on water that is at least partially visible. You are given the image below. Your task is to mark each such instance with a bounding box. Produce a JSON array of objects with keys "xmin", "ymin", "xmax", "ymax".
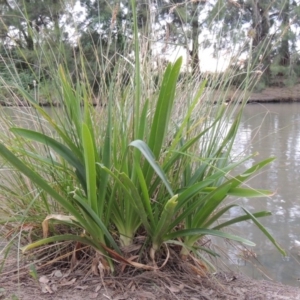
[{"xmin": 227, "ymin": 103, "xmax": 300, "ymax": 286}]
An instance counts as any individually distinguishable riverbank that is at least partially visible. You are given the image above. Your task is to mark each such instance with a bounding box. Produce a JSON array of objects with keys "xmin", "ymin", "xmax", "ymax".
[
  {"xmin": 1, "ymin": 267, "xmax": 300, "ymax": 299},
  {"xmin": 215, "ymin": 80, "xmax": 300, "ymax": 104},
  {"xmin": 248, "ymin": 80, "xmax": 300, "ymax": 103},
  {"xmin": 1, "ymin": 241, "xmax": 300, "ymax": 300},
  {"xmin": 3, "ymin": 80, "xmax": 300, "ymax": 107},
  {"xmin": 1, "ymin": 239, "xmax": 300, "ymax": 299}
]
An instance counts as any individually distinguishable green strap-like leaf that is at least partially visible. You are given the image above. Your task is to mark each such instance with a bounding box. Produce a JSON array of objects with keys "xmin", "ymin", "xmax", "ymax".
[
  {"xmin": 229, "ymin": 157, "xmax": 276, "ymax": 189},
  {"xmin": 73, "ymin": 194, "xmax": 120, "ymax": 253},
  {"xmin": 0, "ymin": 143, "xmax": 92, "ymax": 235},
  {"xmin": 144, "ymin": 58, "xmax": 182, "ymax": 184},
  {"xmin": 130, "ymin": 139, "xmax": 174, "ymax": 196},
  {"xmin": 98, "ymin": 164, "xmax": 152, "ymax": 235},
  {"xmin": 239, "ymin": 207, "xmax": 286, "ymax": 255},
  {"xmin": 227, "ymin": 187, "xmax": 274, "ymax": 198},
  {"xmin": 192, "ymin": 182, "xmax": 233, "ymax": 227},
  {"xmin": 22, "ymin": 234, "xmax": 103, "ymax": 253},
  {"xmin": 11, "ymin": 128, "xmax": 85, "ymax": 185},
  {"xmin": 82, "ymin": 123, "xmax": 97, "ymax": 213},
  {"xmin": 211, "ymin": 207, "xmax": 271, "ymax": 229},
  {"xmin": 11, "ymin": 86, "xmax": 83, "ymax": 159},
  {"xmin": 164, "ymin": 228, "xmax": 255, "ymax": 246}
]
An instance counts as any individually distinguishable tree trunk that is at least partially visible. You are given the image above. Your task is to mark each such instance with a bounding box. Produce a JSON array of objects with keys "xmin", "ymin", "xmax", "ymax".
[
  {"xmin": 279, "ymin": 0, "xmax": 290, "ymax": 66},
  {"xmin": 249, "ymin": 0, "xmax": 271, "ymax": 82},
  {"xmin": 137, "ymin": 0, "xmax": 152, "ymax": 58},
  {"xmin": 251, "ymin": 0, "xmax": 270, "ymax": 47},
  {"xmin": 191, "ymin": 1, "xmax": 200, "ymax": 75}
]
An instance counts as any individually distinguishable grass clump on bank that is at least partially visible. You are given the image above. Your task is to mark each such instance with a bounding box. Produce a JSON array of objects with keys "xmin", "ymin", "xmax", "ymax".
[{"xmin": 0, "ymin": 1, "xmax": 284, "ymax": 277}]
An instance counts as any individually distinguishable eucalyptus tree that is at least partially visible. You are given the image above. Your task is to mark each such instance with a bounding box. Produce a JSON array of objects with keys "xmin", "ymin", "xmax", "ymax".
[
  {"xmin": 74, "ymin": 0, "xmax": 133, "ymax": 94},
  {"xmin": 209, "ymin": 0, "xmax": 300, "ymax": 84},
  {"xmin": 0, "ymin": 0, "xmax": 73, "ymax": 88},
  {"xmin": 0, "ymin": 0, "xmax": 72, "ymax": 52},
  {"xmin": 154, "ymin": 0, "xmax": 209, "ymax": 74},
  {"xmin": 269, "ymin": 0, "xmax": 300, "ymax": 83}
]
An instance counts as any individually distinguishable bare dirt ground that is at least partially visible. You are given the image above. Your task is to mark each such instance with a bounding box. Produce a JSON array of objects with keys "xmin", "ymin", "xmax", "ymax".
[
  {"xmin": 1, "ymin": 268, "xmax": 300, "ymax": 300},
  {"xmin": 248, "ymin": 81, "xmax": 300, "ymax": 103},
  {"xmin": 210, "ymin": 80, "xmax": 300, "ymax": 104},
  {"xmin": 1, "ymin": 244, "xmax": 300, "ymax": 300}
]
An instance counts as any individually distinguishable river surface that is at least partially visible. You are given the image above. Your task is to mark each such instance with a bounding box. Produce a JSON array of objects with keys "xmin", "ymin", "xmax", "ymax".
[
  {"xmin": 225, "ymin": 102, "xmax": 300, "ymax": 286},
  {"xmin": 1, "ymin": 103, "xmax": 300, "ymax": 286}
]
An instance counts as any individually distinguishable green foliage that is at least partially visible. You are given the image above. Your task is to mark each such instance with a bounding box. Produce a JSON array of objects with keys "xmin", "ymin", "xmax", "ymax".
[
  {"xmin": 253, "ymin": 80, "xmax": 266, "ymax": 92},
  {"xmin": 0, "ymin": 0, "xmax": 285, "ymax": 273},
  {"xmin": 0, "ymin": 0, "xmax": 299, "ymax": 100},
  {"xmin": 0, "ymin": 59, "xmax": 285, "ymax": 272}
]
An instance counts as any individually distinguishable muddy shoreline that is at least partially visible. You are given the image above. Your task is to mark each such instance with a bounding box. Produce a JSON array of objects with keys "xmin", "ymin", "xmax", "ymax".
[
  {"xmin": 1, "ymin": 270, "xmax": 300, "ymax": 299},
  {"xmin": 3, "ymin": 82, "xmax": 300, "ymax": 107},
  {"xmin": 220, "ymin": 82, "xmax": 300, "ymax": 104}
]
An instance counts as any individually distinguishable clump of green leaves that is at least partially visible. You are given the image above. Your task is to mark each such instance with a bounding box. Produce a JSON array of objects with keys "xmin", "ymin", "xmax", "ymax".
[
  {"xmin": 0, "ymin": 56, "xmax": 285, "ymax": 272},
  {"xmin": 0, "ymin": 0, "xmax": 284, "ymax": 274}
]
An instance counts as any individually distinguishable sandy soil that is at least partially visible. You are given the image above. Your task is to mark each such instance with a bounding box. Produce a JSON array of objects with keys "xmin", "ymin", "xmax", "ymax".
[
  {"xmin": 248, "ymin": 82, "xmax": 300, "ymax": 103},
  {"xmin": 0, "ymin": 248, "xmax": 300, "ymax": 300},
  {"xmin": 1, "ymin": 270, "xmax": 300, "ymax": 300},
  {"xmin": 4, "ymin": 80, "xmax": 300, "ymax": 107},
  {"xmin": 206, "ymin": 80, "xmax": 300, "ymax": 104}
]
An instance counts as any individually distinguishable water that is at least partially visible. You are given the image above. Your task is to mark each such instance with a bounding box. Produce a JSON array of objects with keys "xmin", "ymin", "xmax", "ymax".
[{"xmin": 225, "ymin": 103, "xmax": 300, "ymax": 286}]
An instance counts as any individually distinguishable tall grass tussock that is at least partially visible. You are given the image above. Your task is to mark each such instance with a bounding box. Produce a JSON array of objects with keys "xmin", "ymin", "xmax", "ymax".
[{"xmin": 0, "ymin": 0, "xmax": 284, "ymax": 276}]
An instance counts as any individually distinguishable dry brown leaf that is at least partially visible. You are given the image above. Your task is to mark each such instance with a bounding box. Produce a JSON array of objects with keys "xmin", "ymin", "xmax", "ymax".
[
  {"xmin": 93, "ymin": 241, "xmax": 168, "ymax": 271},
  {"xmin": 100, "ymin": 244, "xmax": 157, "ymax": 270},
  {"xmin": 21, "ymin": 223, "xmax": 35, "ymax": 231},
  {"xmin": 39, "ymin": 275, "xmax": 49, "ymax": 284},
  {"xmin": 120, "ymin": 244, "xmax": 142, "ymax": 254},
  {"xmin": 5, "ymin": 223, "xmax": 35, "ymax": 239},
  {"xmin": 127, "ymin": 280, "xmax": 136, "ymax": 291},
  {"xmin": 89, "ymin": 292, "xmax": 99, "ymax": 299},
  {"xmin": 98, "ymin": 261, "xmax": 105, "ymax": 277},
  {"xmin": 112, "ymin": 295, "xmax": 126, "ymax": 300},
  {"xmin": 167, "ymin": 285, "xmax": 182, "ymax": 293},
  {"xmin": 51, "ymin": 284, "xmax": 58, "ymax": 292},
  {"xmin": 71, "ymin": 242, "xmax": 87, "ymax": 269},
  {"xmin": 137, "ymin": 291, "xmax": 156, "ymax": 299},
  {"xmin": 94, "ymin": 284, "xmax": 102, "ymax": 292},
  {"xmin": 53, "ymin": 270, "xmax": 63, "ymax": 278},
  {"xmin": 91, "ymin": 257, "xmax": 99, "ymax": 276},
  {"xmin": 127, "ymin": 281, "xmax": 134, "ymax": 289},
  {"xmin": 42, "ymin": 214, "xmax": 76, "ymax": 238},
  {"xmin": 105, "ymin": 280, "xmax": 116, "ymax": 288},
  {"xmin": 185, "ymin": 260, "xmax": 208, "ymax": 277},
  {"xmin": 127, "ymin": 255, "xmax": 139, "ymax": 262},
  {"xmin": 60, "ymin": 278, "xmax": 76, "ymax": 286},
  {"xmin": 41, "ymin": 285, "xmax": 48, "ymax": 294},
  {"xmin": 75, "ymin": 285, "xmax": 89, "ymax": 290},
  {"xmin": 62, "ymin": 270, "xmax": 71, "ymax": 278},
  {"xmin": 41, "ymin": 283, "xmax": 53, "ymax": 294},
  {"xmin": 98, "ymin": 259, "xmax": 110, "ymax": 276},
  {"xmin": 70, "ymin": 250, "xmax": 78, "ymax": 269}
]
